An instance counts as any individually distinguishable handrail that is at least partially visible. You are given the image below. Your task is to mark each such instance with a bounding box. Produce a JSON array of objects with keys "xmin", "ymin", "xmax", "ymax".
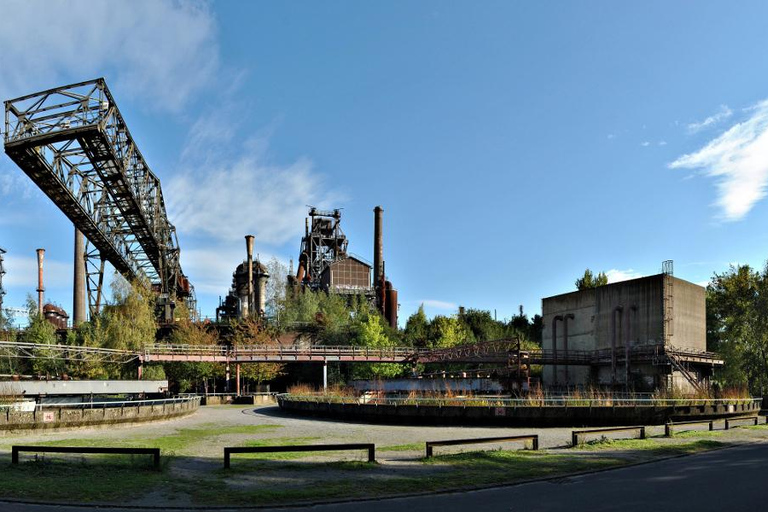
[{"xmin": 278, "ymin": 393, "xmax": 761, "ymax": 408}]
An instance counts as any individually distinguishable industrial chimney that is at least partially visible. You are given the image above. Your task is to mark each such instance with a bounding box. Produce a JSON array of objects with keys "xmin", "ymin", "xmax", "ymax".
[
  {"xmin": 373, "ymin": 206, "xmax": 384, "ymax": 286},
  {"xmin": 73, "ymin": 228, "xmax": 86, "ymax": 326},
  {"xmin": 245, "ymin": 235, "xmax": 255, "ymax": 317},
  {"xmin": 36, "ymin": 248, "xmax": 45, "ymax": 317}
]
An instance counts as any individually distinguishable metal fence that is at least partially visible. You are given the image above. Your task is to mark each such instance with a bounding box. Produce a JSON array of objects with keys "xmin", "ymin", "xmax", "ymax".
[{"xmin": 279, "ymin": 393, "xmax": 762, "ymax": 408}]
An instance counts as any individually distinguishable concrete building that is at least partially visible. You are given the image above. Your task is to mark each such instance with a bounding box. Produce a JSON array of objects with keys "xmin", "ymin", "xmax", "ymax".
[{"xmin": 541, "ymin": 273, "xmax": 720, "ymax": 392}]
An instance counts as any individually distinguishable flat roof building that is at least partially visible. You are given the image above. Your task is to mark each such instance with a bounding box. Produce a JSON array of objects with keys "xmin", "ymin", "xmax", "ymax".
[{"xmin": 541, "ymin": 273, "xmax": 720, "ymax": 393}]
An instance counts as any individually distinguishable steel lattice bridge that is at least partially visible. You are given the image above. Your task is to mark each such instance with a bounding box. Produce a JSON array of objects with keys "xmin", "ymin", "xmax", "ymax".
[
  {"xmin": 3, "ymin": 78, "xmax": 194, "ymax": 318},
  {"xmin": 0, "ymin": 339, "xmax": 723, "ymax": 367}
]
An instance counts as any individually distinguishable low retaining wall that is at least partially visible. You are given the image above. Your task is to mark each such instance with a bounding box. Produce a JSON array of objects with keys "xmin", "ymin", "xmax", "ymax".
[
  {"xmin": 0, "ymin": 398, "xmax": 200, "ymax": 432},
  {"xmin": 278, "ymin": 396, "xmax": 762, "ymax": 427}
]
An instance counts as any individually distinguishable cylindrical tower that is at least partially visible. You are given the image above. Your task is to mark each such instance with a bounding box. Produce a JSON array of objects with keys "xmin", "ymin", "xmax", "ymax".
[
  {"xmin": 245, "ymin": 235, "xmax": 255, "ymax": 317},
  {"xmin": 36, "ymin": 248, "xmax": 45, "ymax": 317},
  {"xmin": 73, "ymin": 228, "xmax": 87, "ymax": 326},
  {"xmin": 373, "ymin": 206, "xmax": 384, "ymax": 286}
]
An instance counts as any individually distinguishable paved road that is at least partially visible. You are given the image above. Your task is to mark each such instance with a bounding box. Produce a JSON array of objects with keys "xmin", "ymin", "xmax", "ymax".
[{"xmin": 2, "ymin": 442, "xmax": 767, "ymax": 512}]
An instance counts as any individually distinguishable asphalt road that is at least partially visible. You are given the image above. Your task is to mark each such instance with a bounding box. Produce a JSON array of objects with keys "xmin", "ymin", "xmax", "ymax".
[{"xmin": 2, "ymin": 442, "xmax": 767, "ymax": 512}]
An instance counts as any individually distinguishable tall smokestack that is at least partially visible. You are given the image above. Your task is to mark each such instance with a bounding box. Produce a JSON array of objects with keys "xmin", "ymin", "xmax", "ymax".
[
  {"xmin": 36, "ymin": 248, "xmax": 45, "ymax": 317},
  {"xmin": 73, "ymin": 228, "xmax": 86, "ymax": 326},
  {"xmin": 245, "ymin": 235, "xmax": 255, "ymax": 317},
  {"xmin": 373, "ymin": 206, "xmax": 384, "ymax": 285}
]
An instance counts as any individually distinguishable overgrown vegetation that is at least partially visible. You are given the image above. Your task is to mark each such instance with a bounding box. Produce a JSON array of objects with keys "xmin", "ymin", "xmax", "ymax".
[{"xmin": 706, "ymin": 264, "xmax": 768, "ymax": 395}]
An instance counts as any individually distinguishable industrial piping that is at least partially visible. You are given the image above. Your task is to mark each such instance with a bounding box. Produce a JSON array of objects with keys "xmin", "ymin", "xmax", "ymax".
[
  {"xmin": 563, "ymin": 313, "xmax": 574, "ymax": 386},
  {"xmin": 611, "ymin": 306, "xmax": 624, "ymax": 386},
  {"xmin": 36, "ymin": 248, "xmax": 45, "ymax": 317},
  {"xmin": 625, "ymin": 305, "xmax": 637, "ymax": 388},
  {"xmin": 551, "ymin": 315, "xmax": 563, "ymax": 386}
]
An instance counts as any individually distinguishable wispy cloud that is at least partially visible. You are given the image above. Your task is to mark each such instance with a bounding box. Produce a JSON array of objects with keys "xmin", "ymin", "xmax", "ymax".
[
  {"xmin": 687, "ymin": 105, "xmax": 733, "ymax": 133},
  {"xmin": 168, "ymin": 138, "xmax": 340, "ymax": 247},
  {"xmin": 669, "ymin": 99, "xmax": 768, "ymax": 221},
  {"xmin": 0, "ymin": 0, "xmax": 219, "ymax": 113},
  {"xmin": 605, "ymin": 268, "xmax": 643, "ymax": 283},
  {"xmin": 421, "ymin": 300, "xmax": 458, "ymax": 311},
  {"xmin": 640, "ymin": 141, "xmax": 650, "ymax": 147}
]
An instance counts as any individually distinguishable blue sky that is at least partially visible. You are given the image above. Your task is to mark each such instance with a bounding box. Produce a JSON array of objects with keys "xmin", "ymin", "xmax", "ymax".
[{"xmin": 2, "ymin": 1, "xmax": 768, "ymax": 326}]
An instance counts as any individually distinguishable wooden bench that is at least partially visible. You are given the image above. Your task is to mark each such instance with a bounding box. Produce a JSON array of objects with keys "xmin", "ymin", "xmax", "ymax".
[
  {"xmin": 223, "ymin": 443, "xmax": 375, "ymax": 468},
  {"xmin": 665, "ymin": 419, "xmax": 714, "ymax": 437},
  {"xmin": 12, "ymin": 445, "xmax": 160, "ymax": 469},
  {"xmin": 425, "ymin": 435, "xmax": 539, "ymax": 458},
  {"xmin": 572, "ymin": 426, "xmax": 645, "ymax": 446},
  {"xmin": 724, "ymin": 416, "xmax": 759, "ymax": 430}
]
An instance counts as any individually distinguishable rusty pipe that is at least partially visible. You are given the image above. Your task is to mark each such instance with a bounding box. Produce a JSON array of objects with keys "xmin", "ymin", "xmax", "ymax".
[
  {"xmin": 36, "ymin": 248, "xmax": 45, "ymax": 317},
  {"xmin": 245, "ymin": 235, "xmax": 255, "ymax": 317},
  {"xmin": 626, "ymin": 305, "xmax": 637, "ymax": 389},
  {"xmin": 552, "ymin": 315, "xmax": 563, "ymax": 387},
  {"xmin": 611, "ymin": 306, "xmax": 623, "ymax": 386},
  {"xmin": 563, "ymin": 313, "xmax": 574, "ymax": 386}
]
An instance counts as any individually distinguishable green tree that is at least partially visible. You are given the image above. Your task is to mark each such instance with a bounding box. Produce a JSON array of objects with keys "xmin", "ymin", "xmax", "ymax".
[
  {"xmin": 352, "ymin": 314, "xmax": 406, "ymax": 378},
  {"xmin": 706, "ymin": 264, "xmax": 766, "ymax": 392},
  {"xmin": 403, "ymin": 305, "xmax": 429, "ymax": 347},
  {"xmin": 575, "ymin": 269, "xmax": 608, "ymax": 290},
  {"xmin": 427, "ymin": 315, "xmax": 475, "ymax": 348},
  {"xmin": 463, "ymin": 309, "xmax": 506, "ymax": 342}
]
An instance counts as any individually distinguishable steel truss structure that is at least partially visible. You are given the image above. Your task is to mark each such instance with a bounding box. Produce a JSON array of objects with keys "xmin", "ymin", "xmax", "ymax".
[
  {"xmin": 0, "ymin": 341, "xmax": 137, "ymax": 365},
  {"xmin": 297, "ymin": 207, "xmax": 348, "ymax": 290},
  {"xmin": 3, "ymin": 79, "xmax": 194, "ymax": 319}
]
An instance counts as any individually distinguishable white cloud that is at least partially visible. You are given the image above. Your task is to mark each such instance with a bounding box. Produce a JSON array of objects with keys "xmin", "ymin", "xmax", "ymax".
[
  {"xmin": 669, "ymin": 99, "xmax": 768, "ymax": 221},
  {"xmin": 687, "ymin": 105, "xmax": 733, "ymax": 133},
  {"xmin": 658, "ymin": 141, "xmax": 667, "ymax": 146},
  {"xmin": 168, "ymin": 142, "xmax": 340, "ymax": 246},
  {"xmin": 421, "ymin": 300, "xmax": 458, "ymax": 311},
  {"xmin": 605, "ymin": 269, "xmax": 643, "ymax": 283},
  {"xmin": 0, "ymin": 0, "xmax": 219, "ymax": 112},
  {"xmin": 695, "ymin": 280, "xmax": 710, "ymax": 288},
  {"xmin": 640, "ymin": 141, "xmax": 650, "ymax": 147},
  {"xmin": 3, "ymin": 255, "xmax": 72, "ymax": 289}
]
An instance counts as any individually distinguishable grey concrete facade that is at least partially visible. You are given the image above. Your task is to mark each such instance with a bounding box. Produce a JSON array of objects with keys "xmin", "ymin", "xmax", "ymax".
[{"xmin": 541, "ymin": 274, "xmax": 707, "ymax": 391}]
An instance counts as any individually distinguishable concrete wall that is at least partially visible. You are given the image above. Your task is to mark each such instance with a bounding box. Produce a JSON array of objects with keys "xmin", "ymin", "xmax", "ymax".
[
  {"xmin": 669, "ymin": 277, "xmax": 706, "ymax": 352},
  {"xmin": 0, "ymin": 380, "xmax": 169, "ymax": 396},
  {"xmin": 0, "ymin": 398, "xmax": 199, "ymax": 432}
]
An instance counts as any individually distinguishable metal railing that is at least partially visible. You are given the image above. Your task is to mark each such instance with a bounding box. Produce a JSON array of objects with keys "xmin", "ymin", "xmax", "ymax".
[{"xmin": 279, "ymin": 394, "xmax": 762, "ymax": 408}]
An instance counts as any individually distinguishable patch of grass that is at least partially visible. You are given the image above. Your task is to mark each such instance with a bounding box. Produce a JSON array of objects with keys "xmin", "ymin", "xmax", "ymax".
[
  {"xmin": 671, "ymin": 429, "xmax": 723, "ymax": 438},
  {"xmin": 236, "ymin": 437, "xmax": 325, "ymax": 460},
  {"xmin": 575, "ymin": 436, "xmax": 725, "ymax": 456},
  {"xmin": 379, "ymin": 443, "xmax": 424, "ymax": 452},
  {"xmin": 0, "ymin": 459, "xmax": 167, "ymax": 502},
  {"xmin": 11, "ymin": 424, "xmax": 284, "ymax": 454}
]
